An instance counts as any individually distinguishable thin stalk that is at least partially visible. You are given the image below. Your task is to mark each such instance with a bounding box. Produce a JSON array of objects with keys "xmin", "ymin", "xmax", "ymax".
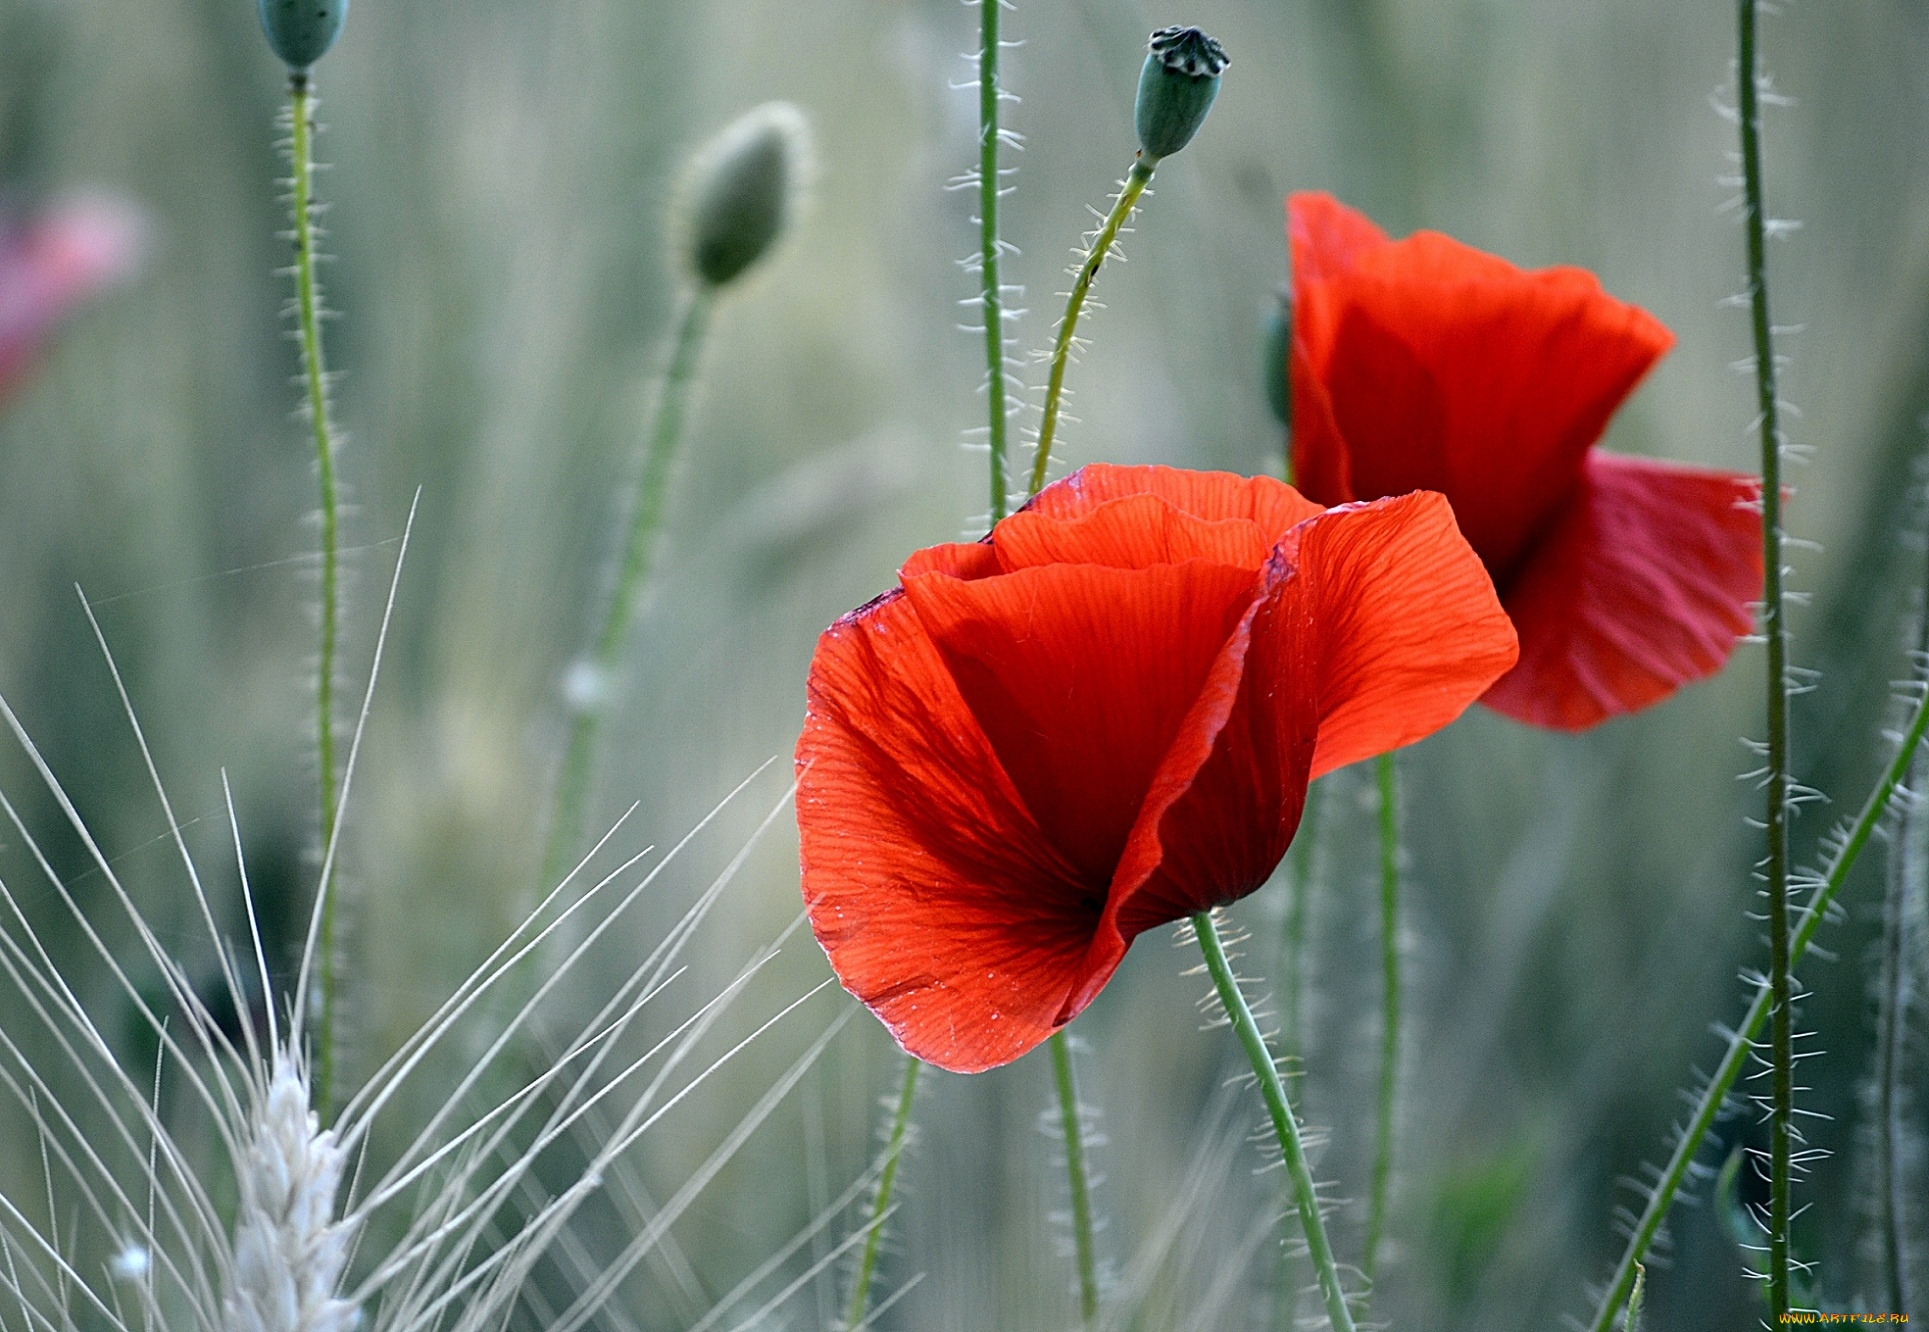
[
  {"xmin": 1028, "ymin": 159, "xmax": 1155, "ymax": 498},
  {"xmin": 1582, "ymin": 678, "xmax": 1929, "ymax": 1332},
  {"xmin": 1625, "ymin": 1264, "xmax": 1647, "ymax": 1332},
  {"xmin": 1364, "ymin": 752, "xmax": 1399, "ymax": 1284},
  {"xmin": 846, "ymin": 1055, "xmax": 920, "ymax": 1330},
  {"xmin": 1736, "ymin": 0, "xmax": 1793, "ymax": 1313},
  {"xmin": 1192, "ymin": 910, "xmax": 1356, "ymax": 1332},
  {"xmin": 541, "ymin": 288, "xmax": 715, "ymax": 891},
  {"xmin": 1274, "ymin": 778, "xmax": 1321, "ymax": 1332},
  {"xmin": 1049, "ymin": 1031, "xmax": 1100, "ymax": 1325},
  {"xmin": 287, "ymin": 73, "xmax": 342, "ymax": 1114},
  {"xmin": 977, "ymin": 0, "xmax": 1012, "ymax": 524}
]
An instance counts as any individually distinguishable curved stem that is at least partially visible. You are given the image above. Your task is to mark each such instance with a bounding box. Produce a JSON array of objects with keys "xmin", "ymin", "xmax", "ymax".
[
  {"xmin": 846, "ymin": 1055, "xmax": 920, "ymax": 1330},
  {"xmin": 288, "ymin": 73, "xmax": 342, "ymax": 1114},
  {"xmin": 1582, "ymin": 679, "xmax": 1929, "ymax": 1332},
  {"xmin": 977, "ymin": 0, "xmax": 1012, "ymax": 525},
  {"xmin": 1735, "ymin": 0, "xmax": 1793, "ymax": 1314},
  {"xmin": 1028, "ymin": 159, "xmax": 1155, "ymax": 498},
  {"xmin": 1192, "ymin": 910, "xmax": 1356, "ymax": 1332},
  {"xmin": 541, "ymin": 288, "xmax": 714, "ymax": 891},
  {"xmin": 1364, "ymin": 752, "xmax": 1399, "ymax": 1284},
  {"xmin": 1049, "ymin": 1030, "xmax": 1099, "ymax": 1325}
]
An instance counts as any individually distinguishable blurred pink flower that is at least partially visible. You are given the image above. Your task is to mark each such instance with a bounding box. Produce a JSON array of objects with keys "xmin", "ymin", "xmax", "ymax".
[{"xmin": 0, "ymin": 195, "xmax": 144, "ymax": 405}]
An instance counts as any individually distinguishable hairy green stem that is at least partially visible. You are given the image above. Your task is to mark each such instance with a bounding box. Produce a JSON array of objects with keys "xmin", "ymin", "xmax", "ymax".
[
  {"xmin": 288, "ymin": 74, "xmax": 342, "ymax": 1115},
  {"xmin": 977, "ymin": 0, "xmax": 1012, "ymax": 524},
  {"xmin": 846, "ymin": 1055, "xmax": 920, "ymax": 1330},
  {"xmin": 1735, "ymin": 0, "xmax": 1794, "ymax": 1313},
  {"xmin": 1582, "ymin": 680, "xmax": 1929, "ymax": 1332},
  {"xmin": 1364, "ymin": 752, "xmax": 1399, "ymax": 1284},
  {"xmin": 1049, "ymin": 1031, "xmax": 1100, "ymax": 1324},
  {"xmin": 1192, "ymin": 910, "xmax": 1356, "ymax": 1332},
  {"xmin": 541, "ymin": 289, "xmax": 714, "ymax": 891},
  {"xmin": 1028, "ymin": 159, "xmax": 1155, "ymax": 498},
  {"xmin": 1274, "ymin": 778, "xmax": 1322, "ymax": 1331}
]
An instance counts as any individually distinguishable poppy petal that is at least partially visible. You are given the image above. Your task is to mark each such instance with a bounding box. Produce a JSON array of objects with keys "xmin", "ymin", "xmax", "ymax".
[
  {"xmin": 1091, "ymin": 491, "xmax": 1515, "ymax": 978},
  {"xmin": 903, "ymin": 558, "xmax": 1262, "ymax": 887},
  {"xmin": 1286, "ymin": 190, "xmax": 1391, "ymax": 286},
  {"xmin": 1287, "ymin": 194, "xmax": 1674, "ymax": 580},
  {"xmin": 993, "ymin": 492, "xmax": 1274, "ymax": 572},
  {"xmin": 1023, "ymin": 462, "xmax": 1324, "ymax": 539},
  {"xmin": 1294, "ymin": 492, "xmax": 1520, "ymax": 778},
  {"xmin": 1482, "ymin": 452, "xmax": 1763, "ymax": 729},
  {"xmin": 796, "ymin": 589, "xmax": 1099, "ymax": 1073},
  {"xmin": 901, "ymin": 539, "xmax": 1000, "ymax": 581}
]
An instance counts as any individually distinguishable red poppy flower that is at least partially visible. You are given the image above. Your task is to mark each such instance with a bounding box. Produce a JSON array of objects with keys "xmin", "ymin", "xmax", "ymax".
[
  {"xmin": 795, "ymin": 464, "xmax": 1517, "ymax": 1072},
  {"xmin": 1286, "ymin": 191, "xmax": 1763, "ymax": 730},
  {"xmin": 0, "ymin": 196, "xmax": 143, "ymax": 405}
]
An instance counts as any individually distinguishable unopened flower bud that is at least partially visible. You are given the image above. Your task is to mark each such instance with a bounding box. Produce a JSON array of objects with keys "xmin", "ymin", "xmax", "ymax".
[
  {"xmin": 1263, "ymin": 285, "xmax": 1292, "ymax": 425},
  {"xmin": 257, "ymin": 0, "xmax": 347, "ymax": 71},
  {"xmin": 1134, "ymin": 26, "xmax": 1227, "ymax": 163},
  {"xmin": 674, "ymin": 102, "xmax": 813, "ymax": 291}
]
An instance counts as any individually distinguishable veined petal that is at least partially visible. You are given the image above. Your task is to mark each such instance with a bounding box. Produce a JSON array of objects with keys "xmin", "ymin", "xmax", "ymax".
[
  {"xmin": 1023, "ymin": 462, "xmax": 1323, "ymax": 538},
  {"xmin": 1483, "ymin": 452, "xmax": 1762, "ymax": 729},
  {"xmin": 1287, "ymin": 193, "xmax": 1673, "ymax": 580},
  {"xmin": 903, "ymin": 558, "xmax": 1261, "ymax": 886},
  {"xmin": 1092, "ymin": 491, "xmax": 1513, "ymax": 987},
  {"xmin": 1292, "ymin": 492, "xmax": 1519, "ymax": 777},
  {"xmin": 796, "ymin": 589, "xmax": 1097, "ymax": 1073},
  {"xmin": 993, "ymin": 493, "xmax": 1274, "ymax": 572}
]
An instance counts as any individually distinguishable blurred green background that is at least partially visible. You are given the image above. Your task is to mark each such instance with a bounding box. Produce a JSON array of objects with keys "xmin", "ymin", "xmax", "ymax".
[{"xmin": 3, "ymin": 0, "xmax": 1928, "ymax": 1327}]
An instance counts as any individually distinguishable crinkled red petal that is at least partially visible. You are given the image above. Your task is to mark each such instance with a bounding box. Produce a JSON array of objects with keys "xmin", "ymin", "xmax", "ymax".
[
  {"xmin": 1295, "ymin": 491, "xmax": 1521, "ymax": 778},
  {"xmin": 1286, "ymin": 193, "xmax": 1673, "ymax": 581},
  {"xmin": 796, "ymin": 589, "xmax": 1101, "ymax": 1074},
  {"xmin": 902, "ymin": 557, "xmax": 1261, "ymax": 886},
  {"xmin": 1022, "ymin": 463, "xmax": 1324, "ymax": 539},
  {"xmin": 1070, "ymin": 492, "xmax": 1518, "ymax": 1020},
  {"xmin": 1483, "ymin": 452, "xmax": 1763, "ymax": 729}
]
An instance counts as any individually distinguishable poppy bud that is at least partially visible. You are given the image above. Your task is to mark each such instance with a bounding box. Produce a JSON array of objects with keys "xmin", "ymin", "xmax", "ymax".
[
  {"xmin": 674, "ymin": 102, "xmax": 813, "ymax": 291},
  {"xmin": 1134, "ymin": 26, "xmax": 1228, "ymax": 163},
  {"xmin": 1263, "ymin": 284, "xmax": 1292, "ymax": 426},
  {"xmin": 257, "ymin": 0, "xmax": 347, "ymax": 71}
]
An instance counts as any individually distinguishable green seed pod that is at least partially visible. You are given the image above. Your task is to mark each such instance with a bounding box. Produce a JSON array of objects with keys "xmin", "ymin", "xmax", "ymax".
[
  {"xmin": 674, "ymin": 102, "xmax": 813, "ymax": 291},
  {"xmin": 1263, "ymin": 285, "xmax": 1292, "ymax": 426},
  {"xmin": 1134, "ymin": 26, "xmax": 1228, "ymax": 163},
  {"xmin": 257, "ymin": 0, "xmax": 347, "ymax": 71}
]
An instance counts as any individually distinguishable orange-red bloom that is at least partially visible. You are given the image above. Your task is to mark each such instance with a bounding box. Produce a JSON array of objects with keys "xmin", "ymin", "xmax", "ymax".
[
  {"xmin": 1287, "ymin": 192, "xmax": 1763, "ymax": 730},
  {"xmin": 796, "ymin": 465, "xmax": 1517, "ymax": 1072}
]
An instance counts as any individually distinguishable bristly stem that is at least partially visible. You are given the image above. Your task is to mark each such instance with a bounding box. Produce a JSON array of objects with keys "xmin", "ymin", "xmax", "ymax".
[
  {"xmin": 977, "ymin": 0, "xmax": 1013, "ymax": 525},
  {"xmin": 846, "ymin": 1054, "xmax": 920, "ymax": 1330},
  {"xmin": 1364, "ymin": 752, "xmax": 1400, "ymax": 1284},
  {"xmin": 1049, "ymin": 1031, "xmax": 1100, "ymax": 1325},
  {"xmin": 1028, "ymin": 159, "xmax": 1155, "ymax": 498},
  {"xmin": 288, "ymin": 73, "xmax": 342, "ymax": 1115},
  {"xmin": 1192, "ymin": 909, "xmax": 1357, "ymax": 1332},
  {"xmin": 1736, "ymin": 0, "xmax": 1793, "ymax": 1314},
  {"xmin": 1581, "ymin": 678, "xmax": 1929, "ymax": 1332},
  {"xmin": 541, "ymin": 288, "xmax": 715, "ymax": 892}
]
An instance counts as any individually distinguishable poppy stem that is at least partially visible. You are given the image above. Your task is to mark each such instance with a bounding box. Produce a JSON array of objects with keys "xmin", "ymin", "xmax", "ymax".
[
  {"xmin": 1049, "ymin": 1031, "xmax": 1100, "ymax": 1324},
  {"xmin": 541, "ymin": 288, "xmax": 715, "ymax": 894},
  {"xmin": 1191, "ymin": 909, "xmax": 1357, "ymax": 1332},
  {"xmin": 1735, "ymin": 0, "xmax": 1795, "ymax": 1315},
  {"xmin": 1274, "ymin": 776, "xmax": 1322, "ymax": 1331},
  {"xmin": 1579, "ymin": 678, "xmax": 1929, "ymax": 1332},
  {"xmin": 287, "ymin": 72, "xmax": 343, "ymax": 1118},
  {"xmin": 846, "ymin": 1054, "xmax": 920, "ymax": 1330},
  {"xmin": 976, "ymin": 0, "xmax": 1014, "ymax": 526},
  {"xmin": 1363, "ymin": 752, "xmax": 1400, "ymax": 1285},
  {"xmin": 1027, "ymin": 159, "xmax": 1155, "ymax": 498}
]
